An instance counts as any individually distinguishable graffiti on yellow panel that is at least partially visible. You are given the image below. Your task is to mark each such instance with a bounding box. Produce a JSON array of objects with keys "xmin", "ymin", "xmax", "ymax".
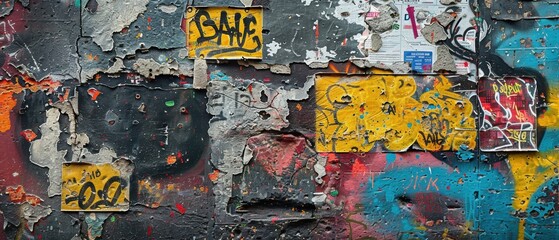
[
  {"xmin": 315, "ymin": 75, "xmax": 476, "ymax": 152},
  {"xmin": 186, "ymin": 7, "xmax": 263, "ymax": 59},
  {"xmin": 61, "ymin": 159, "xmax": 133, "ymax": 211}
]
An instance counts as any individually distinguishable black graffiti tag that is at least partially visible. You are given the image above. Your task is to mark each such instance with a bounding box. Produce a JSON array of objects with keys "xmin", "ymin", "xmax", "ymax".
[
  {"xmin": 193, "ymin": 9, "xmax": 262, "ymax": 57},
  {"xmin": 65, "ymin": 176, "xmax": 127, "ymax": 210}
]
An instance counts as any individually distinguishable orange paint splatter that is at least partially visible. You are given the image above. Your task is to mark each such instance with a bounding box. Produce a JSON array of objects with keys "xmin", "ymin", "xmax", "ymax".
[
  {"xmin": 6, "ymin": 186, "xmax": 43, "ymax": 206},
  {"xmin": 167, "ymin": 154, "xmax": 177, "ymax": 165},
  {"xmin": 208, "ymin": 170, "xmax": 220, "ymax": 182},
  {"xmin": 20, "ymin": 129, "xmax": 37, "ymax": 142},
  {"xmin": 0, "ymin": 76, "xmax": 61, "ymax": 133},
  {"xmin": 87, "ymin": 88, "xmax": 102, "ymax": 101},
  {"xmin": 296, "ymin": 103, "xmax": 303, "ymax": 111}
]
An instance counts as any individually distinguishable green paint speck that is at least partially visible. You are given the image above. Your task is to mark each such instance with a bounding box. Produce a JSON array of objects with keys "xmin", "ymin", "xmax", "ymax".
[
  {"xmin": 110, "ymin": 216, "xmax": 116, "ymax": 222},
  {"xmin": 330, "ymin": 189, "xmax": 339, "ymax": 197},
  {"xmin": 165, "ymin": 100, "xmax": 175, "ymax": 107},
  {"xmin": 75, "ymin": 0, "xmax": 80, "ymax": 7}
]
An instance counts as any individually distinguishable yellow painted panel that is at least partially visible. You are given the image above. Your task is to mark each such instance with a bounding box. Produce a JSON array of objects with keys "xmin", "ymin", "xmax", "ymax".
[
  {"xmin": 186, "ymin": 7, "xmax": 263, "ymax": 59},
  {"xmin": 315, "ymin": 74, "xmax": 476, "ymax": 152},
  {"xmin": 61, "ymin": 160, "xmax": 132, "ymax": 211}
]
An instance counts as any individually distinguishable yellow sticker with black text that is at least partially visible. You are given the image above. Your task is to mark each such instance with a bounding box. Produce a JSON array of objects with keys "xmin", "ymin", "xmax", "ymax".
[
  {"xmin": 61, "ymin": 159, "xmax": 133, "ymax": 211},
  {"xmin": 186, "ymin": 7, "xmax": 263, "ymax": 59}
]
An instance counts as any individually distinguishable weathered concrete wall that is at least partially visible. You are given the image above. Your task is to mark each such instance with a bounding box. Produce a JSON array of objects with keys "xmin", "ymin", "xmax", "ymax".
[{"xmin": 0, "ymin": 0, "xmax": 558, "ymax": 239}]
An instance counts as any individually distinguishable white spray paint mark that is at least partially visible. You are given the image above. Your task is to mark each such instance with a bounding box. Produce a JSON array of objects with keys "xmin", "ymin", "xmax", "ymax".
[
  {"xmin": 301, "ymin": 0, "xmax": 314, "ymax": 6},
  {"xmin": 266, "ymin": 41, "xmax": 281, "ymax": 57}
]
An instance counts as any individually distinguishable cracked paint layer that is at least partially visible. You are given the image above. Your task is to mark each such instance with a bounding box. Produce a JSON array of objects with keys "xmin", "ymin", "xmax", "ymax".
[{"xmin": 82, "ymin": 0, "xmax": 150, "ymax": 51}]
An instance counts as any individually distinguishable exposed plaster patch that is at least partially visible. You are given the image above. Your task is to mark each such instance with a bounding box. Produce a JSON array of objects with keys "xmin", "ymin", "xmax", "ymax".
[
  {"xmin": 270, "ymin": 64, "xmax": 291, "ymax": 75},
  {"xmin": 157, "ymin": 4, "xmax": 178, "ymax": 14},
  {"xmin": 365, "ymin": 4, "xmax": 399, "ymax": 33},
  {"xmin": 433, "ymin": 45, "xmax": 457, "ymax": 72},
  {"xmin": 238, "ymin": 60, "xmax": 270, "ymax": 70},
  {"xmin": 435, "ymin": 12, "xmax": 456, "ymax": 27},
  {"xmin": 193, "ymin": 58, "xmax": 208, "ymax": 89},
  {"xmin": 133, "ymin": 58, "xmax": 191, "ymax": 79},
  {"xmin": 106, "ymin": 58, "xmax": 126, "ymax": 74},
  {"xmin": 420, "ymin": 22, "xmax": 448, "ymax": 44},
  {"xmin": 369, "ymin": 33, "xmax": 382, "ymax": 52},
  {"xmin": 29, "ymin": 108, "xmax": 67, "ymax": 197},
  {"xmin": 82, "ymin": 0, "xmax": 150, "ymax": 51}
]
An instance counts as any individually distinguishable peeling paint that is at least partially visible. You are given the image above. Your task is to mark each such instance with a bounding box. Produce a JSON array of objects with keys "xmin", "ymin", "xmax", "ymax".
[
  {"xmin": 82, "ymin": 0, "xmax": 150, "ymax": 51},
  {"xmin": 1, "ymin": 0, "xmax": 559, "ymax": 238}
]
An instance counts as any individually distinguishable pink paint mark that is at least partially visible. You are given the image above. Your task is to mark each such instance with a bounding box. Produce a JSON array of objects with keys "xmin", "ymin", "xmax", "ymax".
[
  {"xmin": 314, "ymin": 21, "xmax": 319, "ymax": 44},
  {"xmin": 176, "ymin": 203, "xmax": 186, "ymax": 215},
  {"xmin": 406, "ymin": 6, "xmax": 418, "ymax": 39}
]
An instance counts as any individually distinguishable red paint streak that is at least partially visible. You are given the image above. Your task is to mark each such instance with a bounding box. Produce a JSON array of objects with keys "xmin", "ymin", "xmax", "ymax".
[
  {"xmin": 406, "ymin": 6, "xmax": 418, "ymax": 39},
  {"xmin": 271, "ymin": 216, "xmax": 279, "ymax": 224},
  {"xmin": 6, "ymin": 186, "xmax": 42, "ymax": 206},
  {"xmin": 177, "ymin": 151, "xmax": 183, "ymax": 162},
  {"xmin": 181, "ymin": 16, "xmax": 187, "ymax": 33},
  {"xmin": 175, "ymin": 203, "xmax": 186, "ymax": 215},
  {"xmin": 351, "ymin": 159, "xmax": 367, "ymax": 173},
  {"xmin": 147, "ymin": 225, "xmax": 153, "ymax": 236},
  {"xmin": 87, "ymin": 88, "xmax": 101, "ymax": 100},
  {"xmin": 20, "ymin": 129, "xmax": 37, "ymax": 142}
]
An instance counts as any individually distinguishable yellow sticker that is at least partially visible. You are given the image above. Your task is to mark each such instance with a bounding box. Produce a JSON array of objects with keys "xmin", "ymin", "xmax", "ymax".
[
  {"xmin": 186, "ymin": 7, "xmax": 263, "ymax": 59},
  {"xmin": 315, "ymin": 74, "xmax": 476, "ymax": 152},
  {"xmin": 61, "ymin": 159, "xmax": 133, "ymax": 211}
]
